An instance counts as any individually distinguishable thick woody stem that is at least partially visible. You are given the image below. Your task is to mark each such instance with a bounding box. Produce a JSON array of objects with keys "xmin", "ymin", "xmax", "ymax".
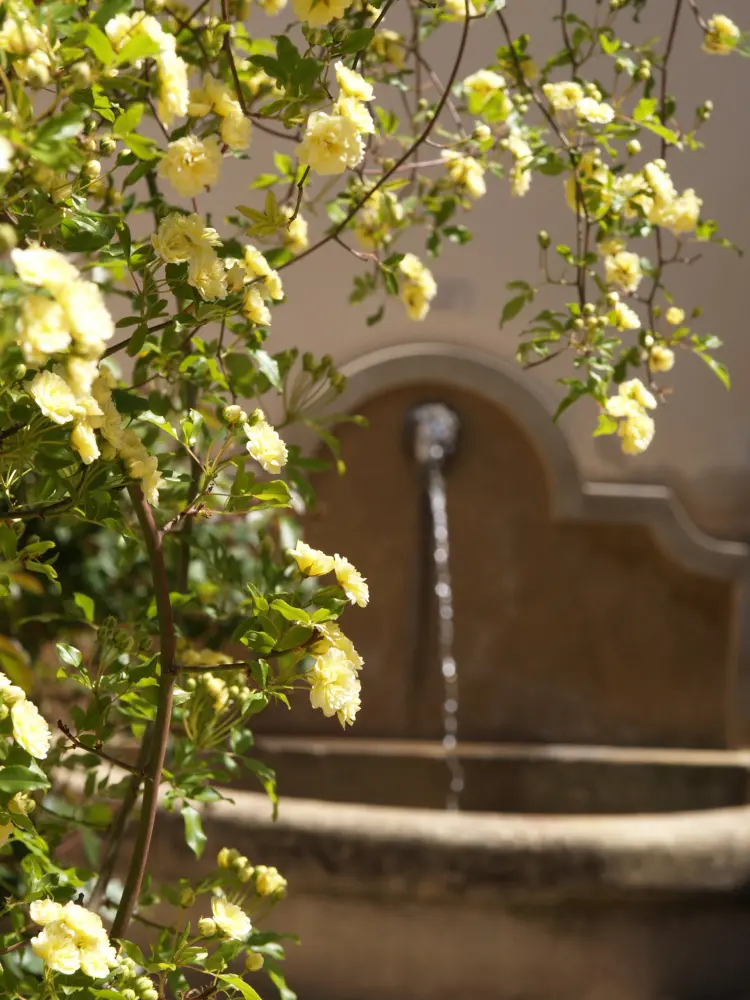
[{"xmin": 111, "ymin": 484, "xmax": 176, "ymax": 940}]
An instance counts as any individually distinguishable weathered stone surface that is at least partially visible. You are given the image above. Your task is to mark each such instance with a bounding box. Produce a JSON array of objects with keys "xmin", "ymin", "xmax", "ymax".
[{"xmin": 251, "ymin": 383, "xmax": 737, "ymax": 749}]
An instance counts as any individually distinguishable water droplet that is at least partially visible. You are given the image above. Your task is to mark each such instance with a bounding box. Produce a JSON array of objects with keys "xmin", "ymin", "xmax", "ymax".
[
  {"xmin": 450, "ymin": 777, "xmax": 464, "ymax": 793},
  {"xmin": 442, "ymin": 658, "xmax": 456, "ymax": 678},
  {"xmin": 443, "ymin": 735, "xmax": 457, "ymax": 751},
  {"xmin": 444, "ymin": 698, "xmax": 458, "ymax": 713}
]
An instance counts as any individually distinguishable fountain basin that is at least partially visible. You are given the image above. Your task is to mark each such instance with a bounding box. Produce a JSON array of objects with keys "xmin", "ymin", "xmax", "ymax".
[
  {"xmin": 253, "ymin": 735, "xmax": 750, "ymax": 814},
  {"xmin": 144, "ymin": 787, "xmax": 750, "ymax": 1000}
]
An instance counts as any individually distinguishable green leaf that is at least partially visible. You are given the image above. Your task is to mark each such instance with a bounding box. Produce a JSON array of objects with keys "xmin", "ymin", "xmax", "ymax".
[
  {"xmin": 116, "ymin": 33, "xmax": 161, "ymax": 65},
  {"xmin": 633, "ymin": 96, "xmax": 658, "ymax": 122},
  {"xmin": 255, "ymin": 350, "xmax": 281, "ymax": 390},
  {"xmin": 113, "ymin": 103, "xmax": 144, "ymax": 137},
  {"xmin": 499, "ymin": 294, "xmax": 528, "ymax": 327},
  {"xmin": 0, "ymin": 525, "xmax": 17, "ymax": 561},
  {"xmin": 78, "ymin": 24, "xmax": 116, "ymax": 66},
  {"xmin": 695, "ymin": 351, "xmax": 730, "ymax": 389},
  {"xmin": 73, "ymin": 592, "xmax": 95, "ymax": 623},
  {"xmin": 270, "ymin": 600, "xmax": 310, "ymax": 624},
  {"xmin": 338, "ymin": 28, "xmax": 374, "ymax": 54},
  {"xmin": 593, "ymin": 413, "xmax": 618, "ymax": 437},
  {"xmin": 0, "ymin": 765, "xmax": 50, "ymax": 793},
  {"xmin": 249, "ymin": 481, "xmax": 291, "ymax": 507},
  {"xmin": 216, "ymin": 973, "xmax": 263, "ymax": 1000},
  {"xmin": 93, "ymin": 0, "xmax": 131, "ymax": 26},
  {"xmin": 182, "ymin": 804, "xmax": 207, "ymax": 859},
  {"xmin": 57, "ymin": 643, "xmax": 82, "ymax": 669},
  {"xmin": 122, "ymin": 132, "xmax": 158, "ymax": 160}
]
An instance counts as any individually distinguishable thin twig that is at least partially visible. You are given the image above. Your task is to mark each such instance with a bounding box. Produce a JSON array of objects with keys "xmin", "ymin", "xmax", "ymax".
[
  {"xmin": 58, "ymin": 721, "xmax": 145, "ymax": 776},
  {"xmin": 352, "ymin": 0, "xmax": 397, "ymax": 70},
  {"xmin": 221, "ymin": 0, "xmax": 248, "ymax": 116},
  {"xmin": 111, "ymin": 484, "xmax": 177, "ymax": 940},
  {"xmin": 288, "ymin": 165, "xmax": 310, "ymax": 224},
  {"xmin": 280, "ymin": 0, "xmax": 472, "ymax": 273},
  {"xmin": 659, "ymin": 0, "xmax": 683, "ymax": 159}
]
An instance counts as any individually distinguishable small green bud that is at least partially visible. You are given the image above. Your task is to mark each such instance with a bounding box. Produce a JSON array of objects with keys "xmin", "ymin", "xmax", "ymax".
[
  {"xmin": 583, "ymin": 302, "xmax": 596, "ymax": 316},
  {"xmin": 697, "ymin": 100, "xmax": 713, "ymax": 121},
  {"xmin": 11, "ymin": 363, "xmax": 26, "ymax": 381},
  {"xmin": 122, "ymin": 991, "xmax": 137, "ymax": 1000},
  {"xmin": 606, "ymin": 291, "xmax": 619, "ymax": 306},
  {"xmin": 615, "ymin": 57, "xmax": 628, "ymax": 73},
  {"xmin": 179, "ymin": 887, "xmax": 196, "ymax": 907},
  {"xmin": 643, "ymin": 333, "xmax": 654, "ymax": 347},
  {"xmin": 84, "ymin": 159, "xmax": 102, "ymax": 179},
  {"xmin": 573, "ymin": 317, "xmax": 585, "ymax": 330},
  {"xmin": 198, "ymin": 917, "xmax": 217, "ymax": 937},
  {"xmin": 626, "ymin": 139, "xmax": 641, "ymax": 156},
  {"xmin": 217, "ymin": 846, "xmax": 239, "ymax": 868},
  {"xmin": 100, "ymin": 135, "xmax": 117, "ymax": 156},
  {"xmin": 70, "ymin": 61, "xmax": 92, "ymax": 89},
  {"xmin": 135, "ymin": 977, "xmax": 154, "ymax": 993},
  {"xmin": 245, "ymin": 952, "xmax": 265, "ymax": 972},
  {"xmin": 144, "ymin": 0, "xmax": 165, "ymax": 10},
  {"xmin": 0, "ymin": 223, "xmax": 18, "ymax": 253},
  {"xmin": 537, "ymin": 230, "xmax": 550, "ymax": 250},
  {"xmin": 472, "ymin": 123, "xmax": 491, "ymax": 142}
]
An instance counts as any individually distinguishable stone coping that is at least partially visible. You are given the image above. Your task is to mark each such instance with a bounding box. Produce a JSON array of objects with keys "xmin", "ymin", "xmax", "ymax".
[{"xmin": 200, "ymin": 788, "xmax": 750, "ymax": 900}]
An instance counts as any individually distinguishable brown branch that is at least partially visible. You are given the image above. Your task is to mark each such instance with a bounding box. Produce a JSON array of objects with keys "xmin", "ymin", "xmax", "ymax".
[
  {"xmin": 0, "ymin": 935, "xmax": 32, "ymax": 955},
  {"xmin": 0, "ymin": 499, "xmax": 72, "ymax": 522},
  {"xmin": 58, "ymin": 721, "xmax": 145, "ymax": 776},
  {"xmin": 221, "ymin": 0, "xmax": 248, "ymax": 116},
  {"xmin": 280, "ymin": 0, "xmax": 472, "ymax": 274},
  {"xmin": 659, "ymin": 0, "xmax": 683, "ymax": 158},
  {"xmin": 111, "ymin": 484, "xmax": 177, "ymax": 941},
  {"xmin": 352, "ymin": 0, "xmax": 397, "ymax": 70}
]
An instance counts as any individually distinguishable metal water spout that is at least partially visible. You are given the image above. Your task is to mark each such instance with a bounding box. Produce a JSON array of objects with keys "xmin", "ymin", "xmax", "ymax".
[{"xmin": 406, "ymin": 403, "xmax": 464, "ymax": 811}]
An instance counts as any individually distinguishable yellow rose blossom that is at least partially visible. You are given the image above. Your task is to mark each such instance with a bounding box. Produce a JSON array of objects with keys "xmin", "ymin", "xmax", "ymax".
[
  {"xmin": 333, "ymin": 554, "xmax": 369, "ymax": 607},
  {"xmin": 296, "ymin": 110, "xmax": 363, "ymax": 175},
  {"xmin": 158, "ymin": 134, "xmax": 222, "ymax": 198},
  {"xmin": 15, "ymin": 49, "xmax": 52, "ymax": 86},
  {"xmin": 67, "ymin": 358, "xmax": 100, "ymax": 398},
  {"xmin": 335, "ymin": 61, "xmax": 374, "ymax": 102},
  {"xmin": 371, "ymin": 29, "xmax": 404, "ymax": 69},
  {"xmin": 243, "ymin": 244, "xmax": 272, "ymax": 278},
  {"xmin": 0, "ymin": 12, "xmax": 45, "ymax": 55},
  {"xmin": 71, "ymin": 421, "xmax": 100, "ymax": 465},
  {"xmin": 188, "ymin": 75, "xmax": 237, "ymax": 118},
  {"xmin": 56, "ymin": 280, "xmax": 115, "ymax": 355},
  {"xmin": 244, "ymin": 412, "xmax": 287, "ymax": 474},
  {"xmin": 665, "ymin": 306, "xmax": 685, "ymax": 326},
  {"xmin": 703, "ymin": 14, "xmax": 740, "ymax": 55},
  {"xmin": 225, "ymin": 259, "xmax": 247, "ymax": 292},
  {"xmin": 220, "ymin": 108, "xmax": 251, "ymax": 150},
  {"xmin": 605, "ymin": 378, "xmax": 657, "ymax": 416},
  {"xmin": 598, "ymin": 234, "xmax": 625, "ymax": 256},
  {"xmin": 30, "ymin": 370, "xmax": 78, "ymax": 425},
  {"xmin": 292, "ymin": 0, "xmax": 354, "ymax": 26},
  {"xmin": 289, "ymin": 539, "xmax": 335, "ymax": 576},
  {"xmin": 258, "ymin": 0, "xmax": 288, "ymax": 14},
  {"xmin": 312, "ymin": 621, "xmax": 364, "ymax": 670},
  {"xmin": 354, "ymin": 189, "xmax": 403, "ymax": 249},
  {"xmin": 11, "ymin": 246, "xmax": 79, "ymax": 292},
  {"xmin": 463, "ymin": 69, "xmax": 506, "ymax": 99},
  {"xmin": 242, "ymin": 286, "xmax": 272, "ymax": 326},
  {"xmin": 398, "ymin": 253, "xmax": 437, "ymax": 321},
  {"xmin": 254, "ymin": 865, "xmax": 287, "ymax": 897},
  {"xmin": 441, "ymin": 150, "xmax": 486, "ymax": 199},
  {"xmin": 612, "ymin": 301, "xmax": 640, "ymax": 330},
  {"xmin": 282, "ymin": 208, "xmax": 309, "ymax": 253},
  {"xmin": 264, "ymin": 270, "xmax": 284, "ymax": 301},
  {"xmin": 604, "ymin": 250, "xmax": 643, "ymax": 293},
  {"xmin": 507, "ymin": 133, "xmax": 533, "ymax": 197},
  {"xmin": 187, "ymin": 247, "xmax": 228, "ymax": 301},
  {"xmin": 335, "ymin": 95, "xmax": 375, "ymax": 135},
  {"xmin": 649, "ymin": 345, "xmax": 675, "ymax": 373},
  {"xmin": 619, "ymin": 409, "xmax": 655, "ymax": 455},
  {"xmin": 11, "ymin": 699, "xmax": 51, "ymax": 758},
  {"xmin": 543, "ymin": 80, "xmax": 583, "ymax": 111},
  {"xmin": 152, "ymin": 212, "xmax": 221, "ymax": 263},
  {"xmin": 18, "ymin": 295, "xmax": 71, "ymax": 365},
  {"xmin": 211, "ymin": 898, "xmax": 252, "ymax": 940},
  {"xmin": 156, "ymin": 51, "xmax": 189, "ymax": 125},
  {"xmin": 31, "ymin": 900, "xmax": 117, "ymax": 978},
  {"xmin": 308, "ymin": 646, "xmax": 361, "ymax": 727},
  {"xmin": 575, "ymin": 96, "xmax": 614, "ymax": 124}
]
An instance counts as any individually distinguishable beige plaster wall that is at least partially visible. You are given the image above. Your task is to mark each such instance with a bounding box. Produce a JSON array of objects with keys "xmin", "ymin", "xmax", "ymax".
[{"xmin": 199, "ymin": 0, "xmax": 750, "ymax": 539}]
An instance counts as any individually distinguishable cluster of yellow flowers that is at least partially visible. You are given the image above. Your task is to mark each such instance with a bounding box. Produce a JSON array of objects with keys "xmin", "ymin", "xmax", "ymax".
[
  {"xmin": 151, "ymin": 213, "xmax": 285, "ymax": 322},
  {"xmin": 398, "ymin": 253, "xmax": 437, "ymax": 322},
  {"xmin": 0, "ymin": 4, "xmax": 55, "ymax": 85},
  {"xmin": 105, "ymin": 11, "xmax": 188, "ymax": 125},
  {"xmin": 703, "ymin": 14, "xmax": 741, "ymax": 55},
  {"xmin": 189, "ymin": 73, "xmax": 251, "ymax": 150},
  {"xmin": 297, "ymin": 62, "xmax": 375, "ymax": 176},
  {"xmin": 441, "ymin": 150, "xmax": 486, "ymax": 201},
  {"xmin": 158, "ymin": 134, "xmax": 223, "ymax": 199},
  {"xmin": 216, "ymin": 847, "xmax": 286, "ymax": 896},
  {"xmin": 0, "ymin": 672, "xmax": 51, "ymax": 759},
  {"xmin": 354, "ymin": 189, "xmax": 404, "ymax": 250},
  {"xmin": 604, "ymin": 249, "xmax": 643, "ymax": 294},
  {"xmin": 604, "ymin": 378, "xmax": 657, "ymax": 456},
  {"xmin": 90, "ymin": 369, "xmax": 165, "ymax": 505},
  {"xmin": 544, "ymin": 80, "xmax": 614, "ymax": 124},
  {"xmin": 288, "ymin": 541, "xmax": 367, "ymax": 727},
  {"xmin": 30, "ymin": 899, "xmax": 118, "ymax": 978}
]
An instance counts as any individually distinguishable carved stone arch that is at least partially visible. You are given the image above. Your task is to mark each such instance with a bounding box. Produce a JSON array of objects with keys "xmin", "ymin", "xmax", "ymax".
[{"xmin": 253, "ymin": 342, "xmax": 750, "ymax": 749}]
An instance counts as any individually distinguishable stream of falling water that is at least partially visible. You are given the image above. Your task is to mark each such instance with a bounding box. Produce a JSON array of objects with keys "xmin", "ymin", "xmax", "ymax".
[{"xmin": 426, "ymin": 462, "xmax": 464, "ymax": 811}]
